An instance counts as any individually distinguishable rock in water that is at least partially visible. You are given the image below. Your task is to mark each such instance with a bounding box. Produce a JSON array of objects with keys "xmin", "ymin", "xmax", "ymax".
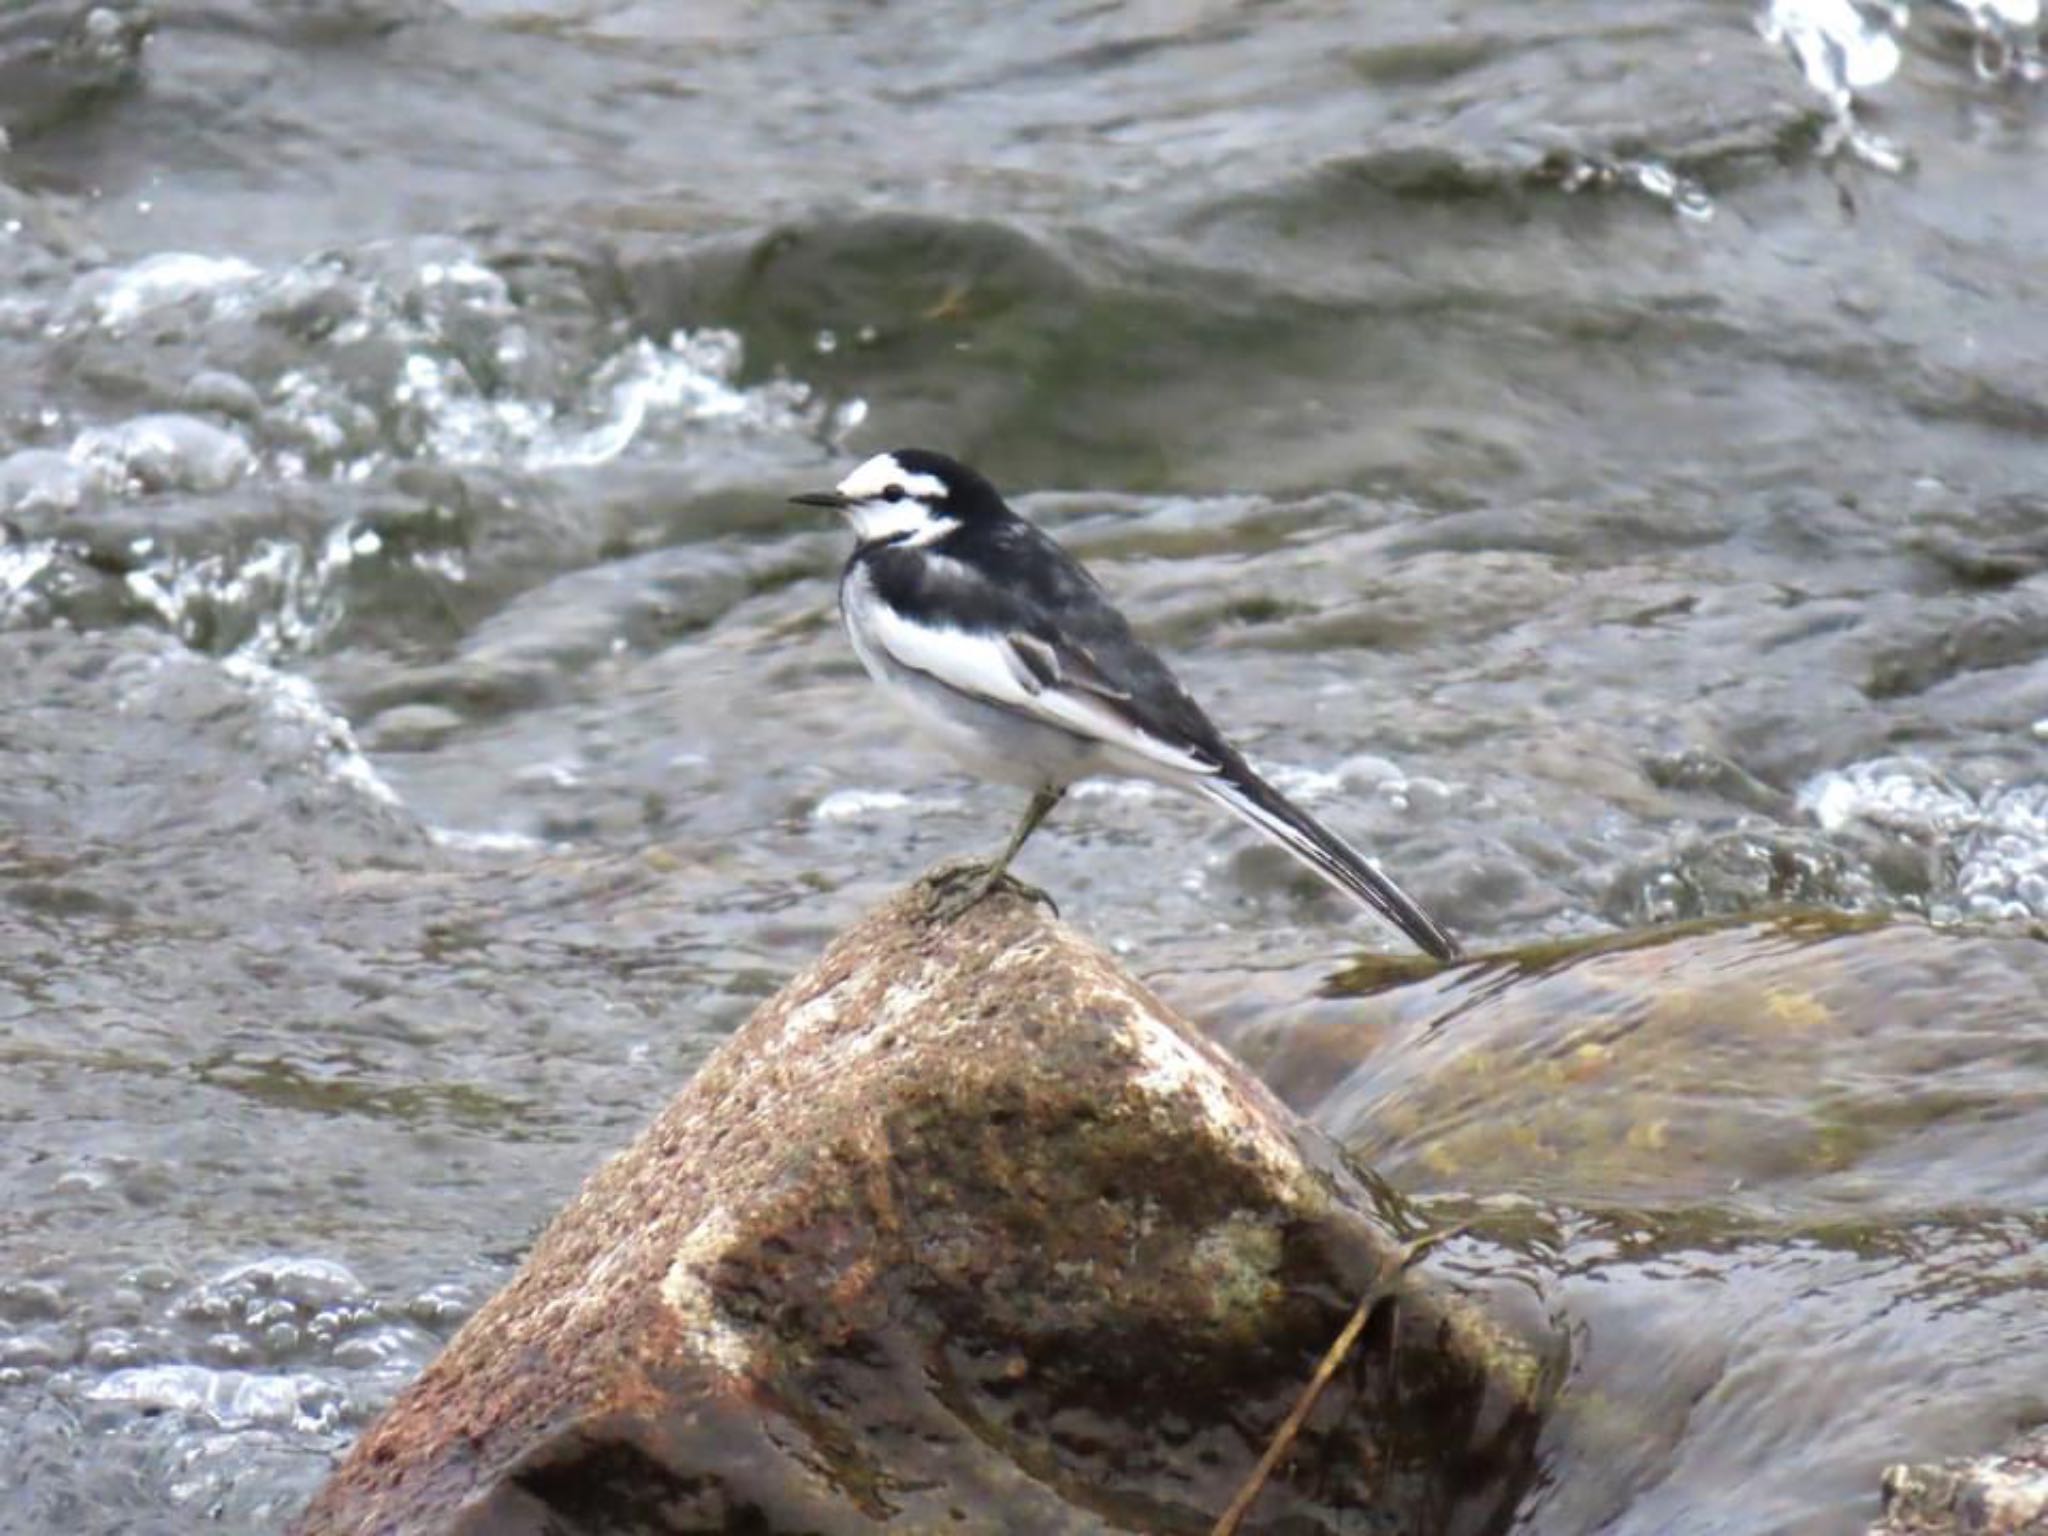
[
  {"xmin": 1875, "ymin": 1426, "xmax": 2048, "ymax": 1535},
  {"xmin": 295, "ymin": 875, "xmax": 1552, "ymax": 1535},
  {"xmin": 0, "ymin": 1, "xmax": 153, "ymax": 140}
]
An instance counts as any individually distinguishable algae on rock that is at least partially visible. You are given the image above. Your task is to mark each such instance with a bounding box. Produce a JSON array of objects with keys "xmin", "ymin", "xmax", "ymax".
[{"xmin": 297, "ymin": 875, "xmax": 1556, "ymax": 1535}]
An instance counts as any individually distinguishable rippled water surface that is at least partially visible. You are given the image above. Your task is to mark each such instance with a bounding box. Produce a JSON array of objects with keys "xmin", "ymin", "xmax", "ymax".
[{"xmin": 2, "ymin": 2, "xmax": 2045, "ymax": 1531}]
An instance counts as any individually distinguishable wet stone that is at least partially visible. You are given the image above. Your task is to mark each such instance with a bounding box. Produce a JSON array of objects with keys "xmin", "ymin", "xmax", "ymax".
[
  {"xmin": 1602, "ymin": 825, "xmax": 1888, "ymax": 927},
  {"xmin": 0, "ymin": 1329, "xmax": 71, "ymax": 1372},
  {"xmin": 0, "ymin": 1, "xmax": 153, "ymax": 140},
  {"xmin": 294, "ymin": 875, "xmax": 1555, "ymax": 1536},
  {"xmin": 181, "ymin": 369, "xmax": 265, "ymax": 422},
  {"xmin": 0, "ymin": 447, "xmax": 91, "ymax": 518},
  {"xmin": 1875, "ymin": 1425, "xmax": 2048, "ymax": 1535},
  {"xmin": 0, "ymin": 1279, "xmax": 66, "ymax": 1323},
  {"xmin": 68, "ymin": 412, "xmax": 254, "ymax": 496},
  {"xmin": 361, "ymin": 702, "xmax": 465, "ymax": 752}
]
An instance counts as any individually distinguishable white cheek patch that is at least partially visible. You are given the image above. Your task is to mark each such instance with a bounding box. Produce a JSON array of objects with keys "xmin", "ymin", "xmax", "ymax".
[
  {"xmin": 837, "ymin": 453, "xmax": 956, "ymax": 546},
  {"xmin": 846, "ymin": 504, "xmax": 958, "ymax": 546}
]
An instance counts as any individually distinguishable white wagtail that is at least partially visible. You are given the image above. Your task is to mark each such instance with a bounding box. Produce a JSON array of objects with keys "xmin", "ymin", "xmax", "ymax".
[{"xmin": 793, "ymin": 449, "xmax": 1462, "ymax": 960}]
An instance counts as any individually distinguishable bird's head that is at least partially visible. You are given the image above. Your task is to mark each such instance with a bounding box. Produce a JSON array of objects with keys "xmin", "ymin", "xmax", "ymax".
[{"xmin": 791, "ymin": 448, "xmax": 1004, "ymax": 548}]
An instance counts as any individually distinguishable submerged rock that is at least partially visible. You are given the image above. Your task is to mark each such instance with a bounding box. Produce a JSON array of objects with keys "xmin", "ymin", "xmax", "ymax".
[
  {"xmin": 295, "ymin": 874, "xmax": 1552, "ymax": 1534},
  {"xmin": 1876, "ymin": 1427, "xmax": 2048, "ymax": 1535},
  {"xmin": 0, "ymin": 0, "xmax": 152, "ymax": 140}
]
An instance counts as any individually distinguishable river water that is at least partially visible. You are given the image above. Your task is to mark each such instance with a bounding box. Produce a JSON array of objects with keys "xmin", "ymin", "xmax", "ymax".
[{"xmin": 1, "ymin": 2, "xmax": 2044, "ymax": 1532}]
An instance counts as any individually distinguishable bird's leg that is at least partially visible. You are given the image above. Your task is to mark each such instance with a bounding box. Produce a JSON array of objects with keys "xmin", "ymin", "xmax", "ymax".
[
  {"xmin": 985, "ymin": 785, "xmax": 1063, "ymax": 889},
  {"xmin": 931, "ymin": 787, "xmax": 1065, "ymax": 920}
]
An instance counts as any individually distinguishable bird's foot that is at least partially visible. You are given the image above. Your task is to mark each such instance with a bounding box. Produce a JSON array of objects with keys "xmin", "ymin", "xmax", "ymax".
[{"xmin": 925, "ymin": 861, "xmax": 1060, "ymax": 922}]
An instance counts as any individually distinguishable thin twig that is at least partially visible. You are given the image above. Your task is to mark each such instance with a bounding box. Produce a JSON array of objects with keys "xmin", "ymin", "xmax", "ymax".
[
  {"xmin": 1209, "ymin": 1223, "xmax": 1469, "ymax": 1536},
  {"xmin": 1208, "ymin": 1290, "xmax": 1376, "ymax": 1536}
]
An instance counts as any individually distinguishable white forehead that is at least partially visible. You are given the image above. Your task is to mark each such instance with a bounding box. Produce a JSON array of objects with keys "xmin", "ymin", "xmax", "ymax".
[{"xmin": 835, "ymin": 452, "xmax": 948, "ymax": 504}]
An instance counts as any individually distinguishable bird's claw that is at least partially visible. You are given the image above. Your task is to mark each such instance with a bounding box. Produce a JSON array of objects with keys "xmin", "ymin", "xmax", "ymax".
[{"xmin": 926, "ymin": 862, "xmax": 1060, "ymax": 922}]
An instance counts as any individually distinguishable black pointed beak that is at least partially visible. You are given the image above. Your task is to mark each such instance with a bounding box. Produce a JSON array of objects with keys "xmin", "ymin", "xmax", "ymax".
[{"xmin": 790, "ymin": 490, "xmax": 851, "ymax": 510}]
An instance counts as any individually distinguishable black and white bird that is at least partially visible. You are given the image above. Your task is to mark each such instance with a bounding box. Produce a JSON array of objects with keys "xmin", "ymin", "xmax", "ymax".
[{"xmin": 793, "ymin": 449, "xmax": 1461, "ymax": 961}]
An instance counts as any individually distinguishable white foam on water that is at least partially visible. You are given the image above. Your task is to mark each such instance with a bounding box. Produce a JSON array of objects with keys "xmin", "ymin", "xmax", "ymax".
[
  {"xmin": 1956, "ymin": 783, "xmax": 2048, "ymax": 919},
  {"xmin": 1760, "ymin": 0, "xmax": 2046, "ymax": 156},
  {"xmin": 400, "ymin": 326, "xmax": 828, "ymax": 473},
  {"xmin": 121, "ymin": 518, "xmax": 359, "ymax": 661},
  {"xmin": 67, "ymin": 413, "xmax": 255, "ymax": 496},
  {"xmin": 0, "ymin": 540, "xmax": 56, "ymax": 623},
  {"xmin": 64, "ymin": 252, "xmax": 264, "ymax": 332},
  {"xmin": 9, "ymin": 242, "xmax": 858, "ymax": 692},
  {"xmin": 428, "ymin": 826, "xmax": 551, "ymax": 854},
  {"xmin": 1761, "ymin": 0, "xmax": 1905, "ymax": 100},
  {"xmin": 87, "ymin": 1365, "xmax": 347, "ymax": 1434},
  {"xmin": 220, "ymin": 653, "xmax": 405, "ymax": 811},
  {"xmin": 1799, "ymin": 757, "xmax": 2048, "ymax": 920},
  {"xmin": 41, "ymin": 243, "xmax": 860, "ymax": 485},
  {"xmin": 1758, "ymin": 0, "xmax": 1911, "ymax": 169},
  {"xmin": 1803, "ymin": 757, "xmax": 1980, "ymax": 836},
  {"xmin": 1069, "ymin": 779, "xmax": 1161, "ymax": 802},
  {"xmin": 812, "ymin": 787, "xmax": 918, "ymax": 823},
  {"xmin": 527, "ymin": 331, "xmax": 750, "ymax": 470},
  {"xmin": 1949, "ymin": 0, "xmax": 2048, "ymax": 79}
]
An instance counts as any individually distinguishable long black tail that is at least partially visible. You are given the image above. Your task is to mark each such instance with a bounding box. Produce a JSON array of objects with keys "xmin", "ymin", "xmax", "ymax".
[{"xmin": 1199, "ymin": 768, "xmax": 1461, "ymax": 961}]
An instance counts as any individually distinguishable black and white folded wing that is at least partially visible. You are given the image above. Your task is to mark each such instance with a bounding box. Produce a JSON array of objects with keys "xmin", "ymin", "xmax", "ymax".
[
  {"xmin": 843, "ymin": 526, "xmax": 1462, "ymax": 961},
  {"xmin": 844, "ymin": 578, "xmax": 1218, "ymax": 779}
]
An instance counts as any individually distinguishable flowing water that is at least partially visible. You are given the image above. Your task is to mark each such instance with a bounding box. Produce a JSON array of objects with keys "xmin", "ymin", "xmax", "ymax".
[{"xmin": 1, "ymin": 2, "xmax": 2045, "ymax": 1531}]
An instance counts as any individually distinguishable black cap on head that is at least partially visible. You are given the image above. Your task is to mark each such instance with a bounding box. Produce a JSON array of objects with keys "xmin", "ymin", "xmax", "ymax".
[{"xmin": 885, "ymin": 448, "xmax": 1007, "ymax": 517}]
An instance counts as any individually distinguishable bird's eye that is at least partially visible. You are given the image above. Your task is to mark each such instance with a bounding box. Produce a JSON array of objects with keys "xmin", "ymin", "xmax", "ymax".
[{"xmin": 881, "ymin": 485, "xmax": 907, "ymax": 503}]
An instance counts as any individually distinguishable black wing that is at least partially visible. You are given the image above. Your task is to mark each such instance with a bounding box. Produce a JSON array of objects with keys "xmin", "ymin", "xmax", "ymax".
[{"xmin": 861, "ymin": 516, "xmax": 1236, "ymax": 771}]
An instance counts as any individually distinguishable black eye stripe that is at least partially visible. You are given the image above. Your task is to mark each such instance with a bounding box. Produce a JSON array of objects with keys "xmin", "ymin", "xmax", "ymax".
[{"xmin": 882, "ymin": 485, "xmax": 907, "ymax": 502}]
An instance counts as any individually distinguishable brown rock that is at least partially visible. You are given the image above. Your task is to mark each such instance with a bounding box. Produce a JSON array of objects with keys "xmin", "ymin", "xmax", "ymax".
[{"xmin": 296, "ymin": 873, "xmax": 1553, "ymax": 1535}]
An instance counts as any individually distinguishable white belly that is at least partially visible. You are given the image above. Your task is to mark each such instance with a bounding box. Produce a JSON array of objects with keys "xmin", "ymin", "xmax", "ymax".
[{"xmin": 840, "ymin": 567, "xmax": 1104, "ymax": 791}]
